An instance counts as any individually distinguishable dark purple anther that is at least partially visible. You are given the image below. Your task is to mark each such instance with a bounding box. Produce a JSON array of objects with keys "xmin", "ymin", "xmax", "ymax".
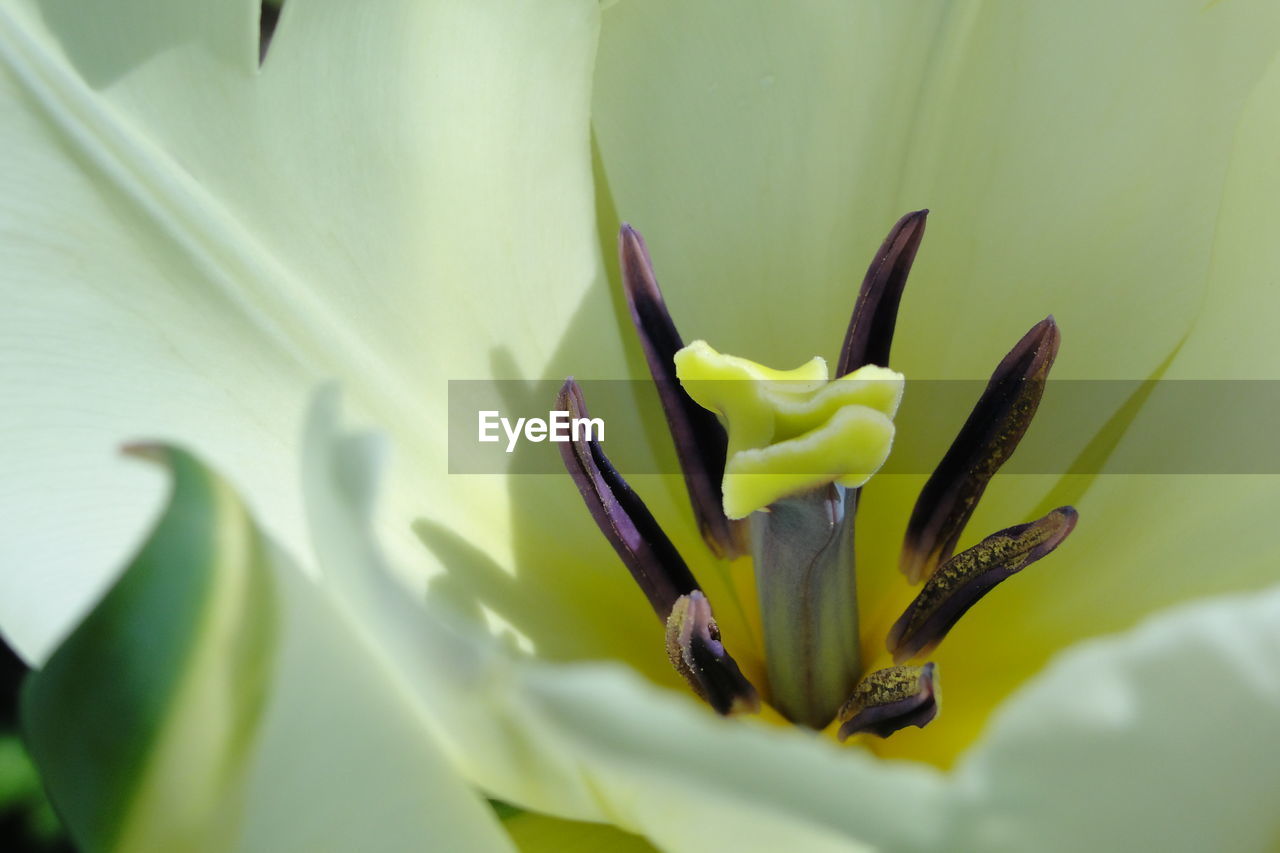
[
  {"xmin": 900, "ymin": 316, "xmax": 1061, "ymax": 584},
  {"xmin": 619, "ymin": 225, "xmax": 745, "ymax": 558},
  {"xmin": 837, "ymin": 209, "xmax": 928, "ymax": 375},
  {"xmin": 666, "ymin": 591, "xmax": 760, "ymax": 716},
  {"xmin": 557, "ymin": 378, "xmax": 698, "ymax": 618},
  {"xmin": 889, "ymin": 507, "xmax": 1078, "ymax": 662},
  {"xmin": 837, "ymin": 663, "xmax": 939, "ymax": 740}
]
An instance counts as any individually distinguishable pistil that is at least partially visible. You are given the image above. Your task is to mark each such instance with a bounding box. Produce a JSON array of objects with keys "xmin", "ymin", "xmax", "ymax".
[
  {"xmin": 673, "ymin": 342, "xmax": 902, "ymax": 727},
  {"xmin": 751, "ymin": 486, "xmax": 860, "ymax": 728}
]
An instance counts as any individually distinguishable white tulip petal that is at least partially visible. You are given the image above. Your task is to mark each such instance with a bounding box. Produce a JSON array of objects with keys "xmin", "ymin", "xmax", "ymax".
[
  {"xmin": 6, "ymin": 0, "xmax": 1280, "ymax": 850},
  {"xmin": 0, "ymin": 13, "xmax": 311, "ymax": 661},
  {"xmin": 592, "ymin": 0, "xmax": 1280, "ymax": 381},
  {"xmin": 947, "ymin": 584, "xmax": 1280, "ymax": 852},
  {"xmin": 1163, "ymin": 26, "xmax": 1280, "ymax": 380},
  {"xmin": 870, "ymin": 33, "xmax": 1280, "ymax": 766},
  {"xmin": 0, "ymin": 0, "xmax": 604, "ymax": 663},
  {"xmin": 238, "ymin": 548, "xmax": 516, "ymax": 853}
]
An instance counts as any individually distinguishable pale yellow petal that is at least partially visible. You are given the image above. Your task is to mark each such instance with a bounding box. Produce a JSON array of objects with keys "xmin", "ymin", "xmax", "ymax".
[
  {"xmin": 946, "ymin": 584, "xmax": 1280, "ymax": 851},
  {"xmin": 0, "ymin": 0, "xmax": 603, "ymax": 662}
]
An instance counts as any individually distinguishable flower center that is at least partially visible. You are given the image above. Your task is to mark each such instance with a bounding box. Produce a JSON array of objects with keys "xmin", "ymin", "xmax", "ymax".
[
  {"xmin": 674, "ymin": 341, "xmax": 901, "ymax": 726},
  {"xmin": 558, "ymin": 212, "xmax": 1077, "ymax": 742}
]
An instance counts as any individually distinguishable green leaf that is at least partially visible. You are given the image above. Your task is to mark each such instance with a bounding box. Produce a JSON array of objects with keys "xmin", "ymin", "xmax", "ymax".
[
  {"xmin": 0, "ymin": 733, "xmax": 65, "ymax": 845},
  {"xmin": 21, "ymin": 445, "xmax": 277, "ymax": 853}
]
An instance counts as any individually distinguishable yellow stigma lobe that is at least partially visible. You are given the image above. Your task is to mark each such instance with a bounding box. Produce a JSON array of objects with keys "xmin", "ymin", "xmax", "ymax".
[{"xmin": 673, "ymin": 340, "xmax": 903, "ymax": 518}]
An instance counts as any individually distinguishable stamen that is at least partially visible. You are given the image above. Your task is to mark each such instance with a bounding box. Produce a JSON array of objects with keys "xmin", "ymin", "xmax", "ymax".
[
  {"xmin": 559, "ymin": 380, "xmax": 760, "ymax": 715},
  {"xmin": 556, "ymin": 378, "xmax": 698, "ymax": 617},
  {"xmin": 619, "ymin": 225, "xmax": 744, "ymax": 558},
  {"xmin": 838, "ymin": 210, "xmax": 929, "ymax": 374},
  {"xmin": 888, "ymin": 507, "xmax": 1078, "ymax": 663},
  {"xmin": 666, "ymin": 591, "xmax": 761, "ymax": 715},
  {"xmin": 837, "ymin": 663, "xmax": 939, "ymax": 740},
  {"xmin": 900, "ymin": 316, "xmax": 1061, "ymax": 584},
  {"xmin": 259, "ymin": 1, "xmax": 282, "ymax": 65}
]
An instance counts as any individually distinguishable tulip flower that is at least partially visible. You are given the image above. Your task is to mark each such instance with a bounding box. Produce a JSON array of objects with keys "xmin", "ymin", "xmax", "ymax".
[{"xmin": 3, "ymin": 0, "xmax": 1280, "ymax": 850}]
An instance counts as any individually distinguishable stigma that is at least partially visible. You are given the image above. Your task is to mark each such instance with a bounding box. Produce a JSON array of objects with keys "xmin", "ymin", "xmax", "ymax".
[{"xmin": 673, "ymin": 340, "xmax": 903, "ymax": 519}]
